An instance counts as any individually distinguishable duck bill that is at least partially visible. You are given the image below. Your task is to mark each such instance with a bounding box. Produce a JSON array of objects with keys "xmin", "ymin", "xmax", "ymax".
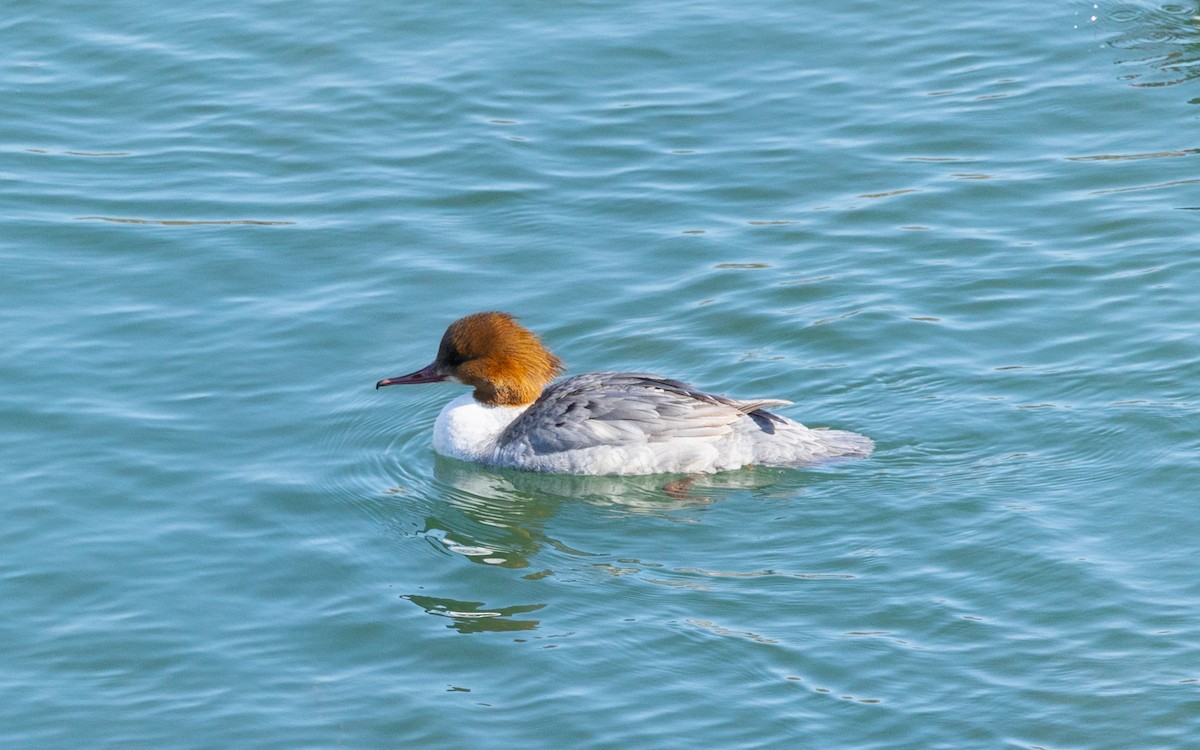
[{"xmin": 376, "ymin": 361, "xmax": 446, "ymax": 389}]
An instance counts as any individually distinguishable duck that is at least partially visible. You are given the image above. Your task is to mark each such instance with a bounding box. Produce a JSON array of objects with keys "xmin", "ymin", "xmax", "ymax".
[{"xmin": 376, "ymin": 312, "xmax": 873, "ymax": 475}]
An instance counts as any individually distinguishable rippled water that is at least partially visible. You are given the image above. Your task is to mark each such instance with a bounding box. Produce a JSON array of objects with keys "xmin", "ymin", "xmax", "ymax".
[{"xmin": 3, "ymin": 1, "xmax": 1199, "ymax": 747}]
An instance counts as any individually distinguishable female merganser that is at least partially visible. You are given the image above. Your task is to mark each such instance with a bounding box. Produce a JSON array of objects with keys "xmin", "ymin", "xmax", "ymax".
[{"xmin": 376, "ymin": 312, "xmax": 873, "ymax": 475}]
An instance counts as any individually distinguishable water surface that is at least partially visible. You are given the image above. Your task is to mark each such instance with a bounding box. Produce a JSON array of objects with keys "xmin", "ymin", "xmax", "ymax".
[{"xmin": 3, "ymin": 1, "xmax": 1198, "ymax": 747}]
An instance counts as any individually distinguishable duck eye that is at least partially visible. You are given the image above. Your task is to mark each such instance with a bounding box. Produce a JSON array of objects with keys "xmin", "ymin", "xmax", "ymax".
[{"xmin": 438, "ymin": 342, "xmax": 468, "ymax": 368}]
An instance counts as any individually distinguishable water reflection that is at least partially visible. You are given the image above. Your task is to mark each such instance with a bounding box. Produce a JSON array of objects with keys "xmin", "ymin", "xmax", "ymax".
[
  {"xmin": 396, "ymin": 459, "xmax": 804, "ymax": 633},
  {"xmin": 1106, "ymin": 2, "xmax": 1200, "ymax": 97},
  {"xmin": 402, "ymin": 594, "xmax": 544, "ymax": 633},
  {"xmin": 419, "ymin": 457, "xmax": 781, "ymax": 570}
]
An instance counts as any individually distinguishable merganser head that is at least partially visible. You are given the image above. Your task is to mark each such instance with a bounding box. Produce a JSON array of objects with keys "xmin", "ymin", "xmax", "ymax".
[{"xmin": 376, "ymin": 311, "xmax": 564, "ymax": 407}]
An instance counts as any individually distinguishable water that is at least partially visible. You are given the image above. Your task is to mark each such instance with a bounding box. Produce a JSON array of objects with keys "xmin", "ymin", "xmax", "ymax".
[{"xmin": 3, "ymin": 1, "xmax": 1199, "ymax": 747}]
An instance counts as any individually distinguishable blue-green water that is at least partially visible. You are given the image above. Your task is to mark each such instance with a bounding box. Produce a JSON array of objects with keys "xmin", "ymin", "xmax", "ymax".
[{"xmin": 4, "ymin": 1, "xmax": 1199, "ymax": 747}]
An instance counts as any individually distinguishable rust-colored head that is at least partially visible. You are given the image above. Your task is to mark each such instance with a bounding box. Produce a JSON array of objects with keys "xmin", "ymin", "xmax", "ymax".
[{"xmin": 376, "ymin": 312, "xmax": 564, "ymax": 406}]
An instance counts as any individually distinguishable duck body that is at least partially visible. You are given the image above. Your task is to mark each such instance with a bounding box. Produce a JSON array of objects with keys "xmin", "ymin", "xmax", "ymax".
[{"xmin": 378, "ymin": 313, "xmax": 873, "ymax": 476}]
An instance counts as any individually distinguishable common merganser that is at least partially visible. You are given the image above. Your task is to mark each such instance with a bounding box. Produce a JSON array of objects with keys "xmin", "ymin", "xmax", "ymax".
[{"xmin": 376, "ymin": 312, "xmax": 873, "ymax": 475}]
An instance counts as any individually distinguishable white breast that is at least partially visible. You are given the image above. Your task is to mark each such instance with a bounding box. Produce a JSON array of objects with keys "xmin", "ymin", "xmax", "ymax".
[{"xmin": 432, "ymin": 393, "xmax": 529, "ymax": 463}]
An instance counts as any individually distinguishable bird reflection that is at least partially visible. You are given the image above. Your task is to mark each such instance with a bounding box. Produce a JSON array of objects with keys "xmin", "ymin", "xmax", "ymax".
[
  {"xmin": 420, "ymin": 456, "xmax": 789, "ymax": 567},
  {"xmin": 402, "ymin": 594, "xmax": 544, "ymax": 633},
  {"xmin": 398, "ymin": 457, "xmax": 797, "ymax": 633}
]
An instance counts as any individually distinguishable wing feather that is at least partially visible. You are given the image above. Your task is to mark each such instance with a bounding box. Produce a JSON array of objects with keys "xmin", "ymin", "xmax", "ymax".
[{"xmin": 501, "ymin": 372, "xmax": 753, "ymax": 455}]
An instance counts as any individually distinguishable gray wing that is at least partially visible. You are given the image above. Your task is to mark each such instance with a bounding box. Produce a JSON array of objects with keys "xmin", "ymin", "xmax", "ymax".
[{"xmin": 500, "ymin": 372, "xmax": 792, "ymax": 455}]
